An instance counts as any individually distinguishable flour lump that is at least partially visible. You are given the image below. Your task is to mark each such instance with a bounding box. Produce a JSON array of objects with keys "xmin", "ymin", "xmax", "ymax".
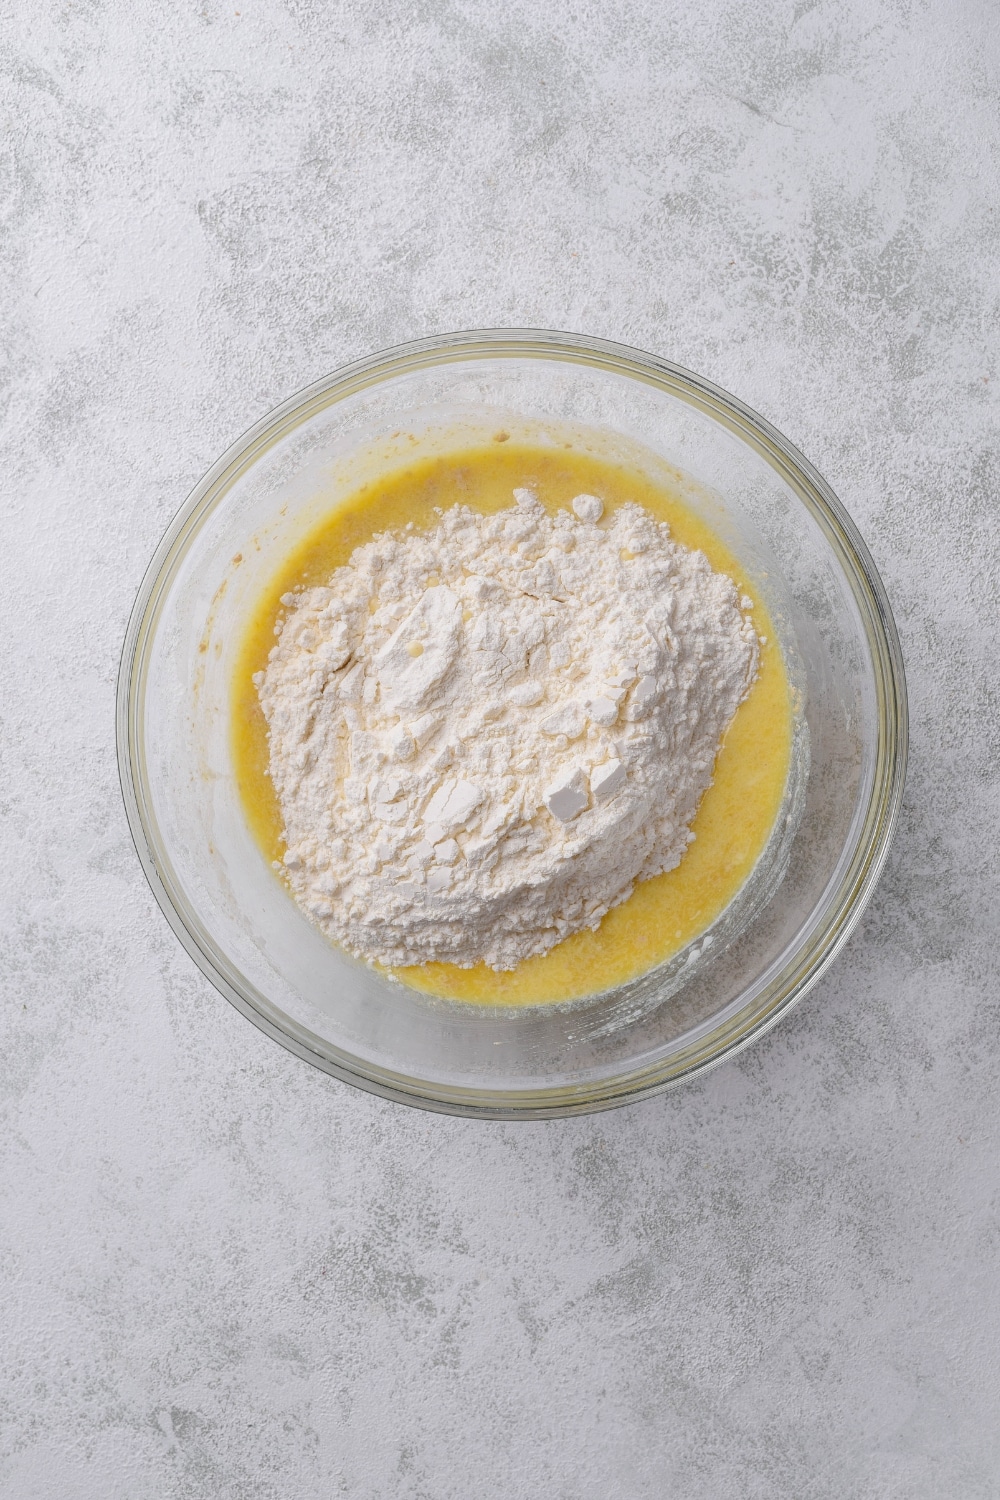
[{"xmin": 257, "ymin": 491, "xmax": 760, "ymax": 971}]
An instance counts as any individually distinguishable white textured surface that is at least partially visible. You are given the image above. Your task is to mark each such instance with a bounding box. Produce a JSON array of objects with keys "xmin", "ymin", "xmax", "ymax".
[
  {"xmin": 2, "ymin": 1, "xmax": 999, "ymax": 1495},
  {"xmin": 262, "ymin": 496, "xmax": 757, "ymax": 970}
]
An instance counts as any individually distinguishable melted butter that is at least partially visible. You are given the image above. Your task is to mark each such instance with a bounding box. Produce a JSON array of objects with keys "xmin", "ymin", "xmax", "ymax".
[{"xmin": 232, "ymin": 443, "xmax": 792, "ymax": 1006}]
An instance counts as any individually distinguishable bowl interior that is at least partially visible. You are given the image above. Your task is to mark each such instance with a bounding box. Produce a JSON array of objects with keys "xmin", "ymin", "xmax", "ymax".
[{"xmin": 121, "ymin": 335, "xmax": 904, "ymax": 1116}]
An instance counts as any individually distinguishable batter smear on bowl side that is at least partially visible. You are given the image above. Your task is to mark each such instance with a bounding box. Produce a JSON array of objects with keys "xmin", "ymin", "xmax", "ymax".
[{"xmin": 232, "ymin": 444, "xmax": 793, "ymax": 1004}]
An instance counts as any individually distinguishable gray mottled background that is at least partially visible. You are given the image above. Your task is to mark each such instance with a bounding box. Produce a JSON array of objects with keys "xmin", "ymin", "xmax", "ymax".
[{"xmin": 2, "ymin": 0, "xmax": 999, "ymax": 1495}]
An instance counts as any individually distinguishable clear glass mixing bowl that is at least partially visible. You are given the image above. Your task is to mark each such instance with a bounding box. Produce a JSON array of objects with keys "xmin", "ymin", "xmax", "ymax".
[{"xmin": 117, "ymin": 330, "xmax": 907, "ymax": 1117}]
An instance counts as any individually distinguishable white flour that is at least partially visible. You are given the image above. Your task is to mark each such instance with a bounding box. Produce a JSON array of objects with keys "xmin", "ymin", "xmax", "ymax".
[{"xmin": 257, "ymin": 490, "xmax": 759, "ymax": 971}]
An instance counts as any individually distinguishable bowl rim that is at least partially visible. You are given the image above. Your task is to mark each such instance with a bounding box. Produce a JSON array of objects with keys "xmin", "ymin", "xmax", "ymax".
[{"xmin": 117, "ymin": 327, "xmax": 908, "ymax": 1118}]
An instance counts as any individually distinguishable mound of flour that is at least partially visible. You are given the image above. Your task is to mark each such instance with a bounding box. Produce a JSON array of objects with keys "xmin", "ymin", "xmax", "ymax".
[{"xmin": 257, "ymin": 489, "xmax": 759, "ymax": 971}]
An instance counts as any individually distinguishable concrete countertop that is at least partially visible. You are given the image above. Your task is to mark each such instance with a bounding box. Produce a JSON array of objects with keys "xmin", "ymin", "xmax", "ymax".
[{"xmin": 2, "ymin": 1, "xmax": 998, "ymax": 1495}]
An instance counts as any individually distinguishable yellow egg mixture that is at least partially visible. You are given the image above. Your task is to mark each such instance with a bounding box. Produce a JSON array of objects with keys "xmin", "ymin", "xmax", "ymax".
[{"xmin": 232, "ymin": 442, "xmax": 792, "ymax": 1006}]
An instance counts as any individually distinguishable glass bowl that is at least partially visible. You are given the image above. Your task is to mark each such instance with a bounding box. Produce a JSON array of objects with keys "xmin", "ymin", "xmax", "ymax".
[{"xmin": 117, "ymin": 330, "xmax": 906, "ymax": 1118}]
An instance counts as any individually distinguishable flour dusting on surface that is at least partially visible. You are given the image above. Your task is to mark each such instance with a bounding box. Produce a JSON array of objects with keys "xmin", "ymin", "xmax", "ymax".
[{"xmin": 257, "ymin": 491, "xmax": 759, "ymax": 970}]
